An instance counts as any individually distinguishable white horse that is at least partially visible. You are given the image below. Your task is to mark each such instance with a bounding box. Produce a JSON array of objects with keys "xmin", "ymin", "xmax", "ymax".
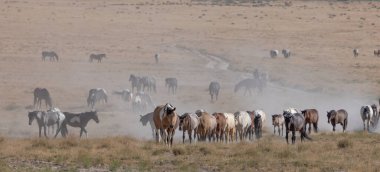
[
  {"xmin": 270, "ymin": 50, "xmax": 279, "ymax": 58},
  {"xmin": 361, "ymin": 105, "xmax": 374, "ymax": 131},
  {"xmin": 234, "ymin": 111, "xmax": 252, "ymax": 141},
  {"xmin": 209, "ymin": 115, "xmax": 217, "ymax": 142}
]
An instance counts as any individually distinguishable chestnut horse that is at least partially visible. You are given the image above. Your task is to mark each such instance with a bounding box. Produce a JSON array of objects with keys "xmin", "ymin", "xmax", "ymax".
[
  {"xmin": 179, "ymin": 113, "xmax": 199, "ymax": 143},
  {"xmin": 153, "ymin": 103, "xmax": 178, "ymax": 147},
  {"xmin": 301, "ymin": 109, "xmax": 319, "ymax": 134},
  {"xmin": 212, "ymin": 113, "xmax": 227, "ymax": 142}
]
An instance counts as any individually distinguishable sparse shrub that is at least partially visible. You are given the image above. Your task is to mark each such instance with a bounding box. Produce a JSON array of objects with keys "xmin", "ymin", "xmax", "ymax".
[
  {"xmin": 109, "ymin": 159, "xmax": 122, "ymax": 172},
  {"xmin": 4, "ymin": 103, "xmax": 20, "ymax": 111},
  {"xmin": 31, "ymin": 139, "xmax": 52, "ymax": 149},
  {"xmin": 152, "ymin": 148, "xmax": 167, "ymax": 156},
  {"xmin": 173, "ymin": 147, "xmax": 186, "ymax": 156},
  {"xmin": 277, "ymin": 148, "xmax": 294, "ymax": 159},
  {"xmin": 337, "ymin": 139, "xmax": 352, "ymax": 149},
  {"xmin": 199, "ymin": 146, "xmax": 212, "ymax": 155}
]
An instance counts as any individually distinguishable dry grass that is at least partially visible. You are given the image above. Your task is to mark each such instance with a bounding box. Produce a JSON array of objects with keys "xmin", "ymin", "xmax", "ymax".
[{"xmin": 1, "ymin": 132, "xmax": 380, "ymax": 171}]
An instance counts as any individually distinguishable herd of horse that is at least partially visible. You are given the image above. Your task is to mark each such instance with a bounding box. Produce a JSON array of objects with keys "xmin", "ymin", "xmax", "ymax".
[{"xmin": 140, "ymin": 102, "xmax": 380, "ymax": 147}]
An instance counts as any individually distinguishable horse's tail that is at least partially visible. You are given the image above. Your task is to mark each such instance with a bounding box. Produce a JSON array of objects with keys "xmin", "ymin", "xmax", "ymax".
[{"xmin": 302, "ymin": 130, "xmax": 312, "ymax": 141}]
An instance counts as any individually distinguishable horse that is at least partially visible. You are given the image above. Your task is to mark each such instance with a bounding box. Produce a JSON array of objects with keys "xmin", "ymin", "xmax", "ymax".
[
  {"xmin": 33, "ymin": 88, "xmax": 52, "ymax": 110},
  {"xmin": 374, "ymin": 49, "xmax": 380, "ymax": 57},
  {"xmin": 371, "ymin": 104, "xmax": 379, "ymax": 128},
  {"xmin": 270, "ymin": 50, "xmax": 279, "ymax": 58},
  {"xmin": 272, "ymin": 114, "xmax": 284, "ymax": 136},
  {"xmin": 89, "ymin": 53, "xmax": 106, "ymax": 63},
  {"xmin": 165, "ymin": 78, "xmax": 178, "ymax": 95},
  {"xmin": 212, "ymin": 113, "xmax": 227, "ymax": 142},
  {"xmin": 234, "ymin": 111, "xmax": 251, "ymax": 141},
  {"xmin": 141, "ymin": 76, "xmax": 156, "ymax": 93},
  {"xmin": 301, "ymin": 109, "xmax": 319, "ymax": 134},
  {"xmin": 135, "ymin": 91, "xmax": 155, "ymax": 109},
  {"xmin": 253, "ymin": 110, "xmax": 266, "ymax": 139},
  {"xmin": 153, "ymin": 103, "xmax": 178, "ymax": 147},
  {"xmin": 113, "ymin": 89, "xmax": 133, "ymax": 103},
  {"xmin": 197, "ymin": 111, "xmax": 215, "ymax": 142},
  {"xmin": 87, "ymin": 88, "xmax": 108, "ymax": 109},
  {"xmin": 132, "ymin": 95, "xmax": 146, "ymax": 114},
  {"xmin": 353, "ymin": 49, "xmax": 359, "ymax": 57},
  {"xmin": 129, "ymin": 74, "xmax": 142, "ymax": 92},
  {"xmin": 179, "ymin": 113, "xmax": 200, "ymax": 143},
  {"xmin": 223, "ymin": 113, "xmax": 236, "ymax": 143},
  {"xmin": 209, "ymin": 81, "xmax": 220, "ymax": 102},
  {"xmin": 284, "ymin": 107, "xmax": 301, "ymax": 114},
  {"xmin": 140, "ymin": 112, "xmax": 156, "ymax": 139},
  {"xmin": 283, "ymin": 111, "xmax": 311, "ymax": 144},
  {"xmin": 57, "ymin": 111, "xmax": 99, "ymax": 138},
  {"xmin": 282, "ymin": 49, "xmax": 291, "ymax": 58},
  {"xmin": 155, "ymin": 53, "xmax": 159, "ymax": 64},
  {"xmin": 327, "ymin": 109, "xmax": 348, "ymax": 132},
  {"xmin": 28, "ymin": 108, "xmax": 65, "ymax": 138},
  {"xmin": 234, "ymin": 79, "xmax": 259, "ymax": 96},
  {"xmin": 42, "ymin": 51, "xmax": 58, "ymax": 61},
  {"xmin": 360, "ymin": 105, "xmax": 374, "ymax": 132}
]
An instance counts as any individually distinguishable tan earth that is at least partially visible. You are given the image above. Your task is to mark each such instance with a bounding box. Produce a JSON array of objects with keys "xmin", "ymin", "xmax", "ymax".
[{"xmin": 0, "ymin": 0, "xmax": 380, "ymax": 140}]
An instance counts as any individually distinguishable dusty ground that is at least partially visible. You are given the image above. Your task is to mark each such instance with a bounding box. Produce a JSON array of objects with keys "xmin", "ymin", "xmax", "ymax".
[{"xmin": 0, "ymin": 0, "xmax": 380, "ymax": 168}]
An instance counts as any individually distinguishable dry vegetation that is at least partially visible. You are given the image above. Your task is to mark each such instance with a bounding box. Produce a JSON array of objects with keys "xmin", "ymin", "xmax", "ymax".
[
  {"xmin": 1, "ymin": 0, "xmax": 380, "ymax": 171},
  {"xmin": 0, "ymin": 132, "xmax": 380, "ymax": 171}
]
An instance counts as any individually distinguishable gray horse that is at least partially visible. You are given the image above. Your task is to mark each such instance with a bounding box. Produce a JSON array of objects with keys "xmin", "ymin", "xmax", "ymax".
[
  {"xmin": 327, "ymin": 109, "xmax": 348, "ymax": 132},
  {"xmin": 141, "ymin": 76, "xmax": 156, "ymax": 93},
  {"xmin": 234, "ymin": 78, "xmax": 260, "ymax": 96},
  {"xmin": 283, "ymin": 111, "xmax": 311, "ymax": 144},
  {"xmin": 209, "ymin": 81, "xmax": 220, "ymax": 102},
  {"xmin": 165, "ymin": 77, "xmax": 178, "ymax": 94},
  {"xmin": 28, "ymin": 108, "xmax": 66, "ymax": 138},
  {"xmin": 42, "ymin": 51, "xmax": 58, "ymax": 61},
  {"xmin": 57, "ymin": 111, "xmax": 99, "ymax": 138},
  {"xmin": 89, "ymin": 53, "xmax": 106, "ymax": 63},
  {"xmin": 254, "ymin": 115, "xmax": 263, "ymax": 139},
  {"xmin": 140, "ymin": 112, "xmax": 156, "ymax": 139},
  {"xmin": 33, "ymin": 88, "xmax": 52, "ymax": 110},
  {"xmin": 129, "ymin": 74, "xmax": 142, "ymax": 92},
  {"xmin": 87, "ymin": 88, "xmax": 108, "ymax": 109}
]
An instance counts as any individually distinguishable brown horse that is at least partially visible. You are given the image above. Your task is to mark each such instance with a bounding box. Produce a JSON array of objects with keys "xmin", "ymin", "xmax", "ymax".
[
  {"xmin": 327, "ymin": 109, "xmax": 348, "ymax": 132},
  {"xmin": 212, "ymin": 113, "xmax": 227, "ymax": 142},
  {"xmin": 301, "ymin": 109, "xmax": 319, "ymax": 134},
  {"xmin": 153, "ymin": 103, "xmax": 178, "ymax": 147}
]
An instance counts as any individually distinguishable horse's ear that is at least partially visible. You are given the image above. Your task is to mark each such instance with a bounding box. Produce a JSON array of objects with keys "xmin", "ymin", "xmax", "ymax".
[{"xmin": 173, "ymin": 107, "xmax": 176, "ymax": 111}]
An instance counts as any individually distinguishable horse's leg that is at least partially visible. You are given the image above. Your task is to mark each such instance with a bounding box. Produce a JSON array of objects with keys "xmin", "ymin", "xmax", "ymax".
[
  {"xmin": 332, "ymin": 124, "xmax": 336, "ymax": 132},
  {"xmin": 308, "ymin": 123, "xmax": 311, "ymax": 134},
  {"xmin": 182, "ymin": 130, "xmax": 185, "ymax": 144},
  {"xmin": 285, "ymin": 129, "xmax": 289, "ymax": 144},
  {"xmin": 313, "ymin": 122, "xmax": 318, "ymax": 133},
  {"xmin": 281, "ymin": 124, "xmax": 284, "ymax": 136},
  {"xmin": 189, "ymin": 130, "xmax": 192, "ymax": 144},
  {"xmin": 155, "ymin": 129, "xmax": 159, "ymax": 143},
  {"xmin": 43, "ymin": 125, "xmax": 47, "ymax": 138},
  {"xmin": 39, "ymin": 126, "xmax": 42, "ymax": 138},
  {"xmin": 291, "ymin": 130, "xmax": 295, "ymax": 144}
]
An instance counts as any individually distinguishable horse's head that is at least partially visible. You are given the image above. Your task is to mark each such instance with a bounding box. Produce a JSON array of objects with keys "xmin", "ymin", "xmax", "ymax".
[
  {"xmin": 272, "ymin": 114, "xmax": 279, "ymax": 125},
  {"xmin": 129, "ymin": 74, "xmax": 135, "ymax": 82},
  {"xmin": 28, "ymin": 111, "xmax": 36, "ymax": 125},
  {"xmin": 327, "ymin": 110, "xmax": 335, "ymax": 124},
  {"xmin": 91, "ymin": 111, "xmax": 99, "ymax": 123},
  {"xmin": 178, "ymin": 113, "xmax": 189, "ymax": 131}
]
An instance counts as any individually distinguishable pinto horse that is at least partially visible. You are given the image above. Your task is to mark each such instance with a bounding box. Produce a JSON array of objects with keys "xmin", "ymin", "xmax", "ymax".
[{"xmin": 153, "ymin": 103, "xmax": 178, "ymax": 147}]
